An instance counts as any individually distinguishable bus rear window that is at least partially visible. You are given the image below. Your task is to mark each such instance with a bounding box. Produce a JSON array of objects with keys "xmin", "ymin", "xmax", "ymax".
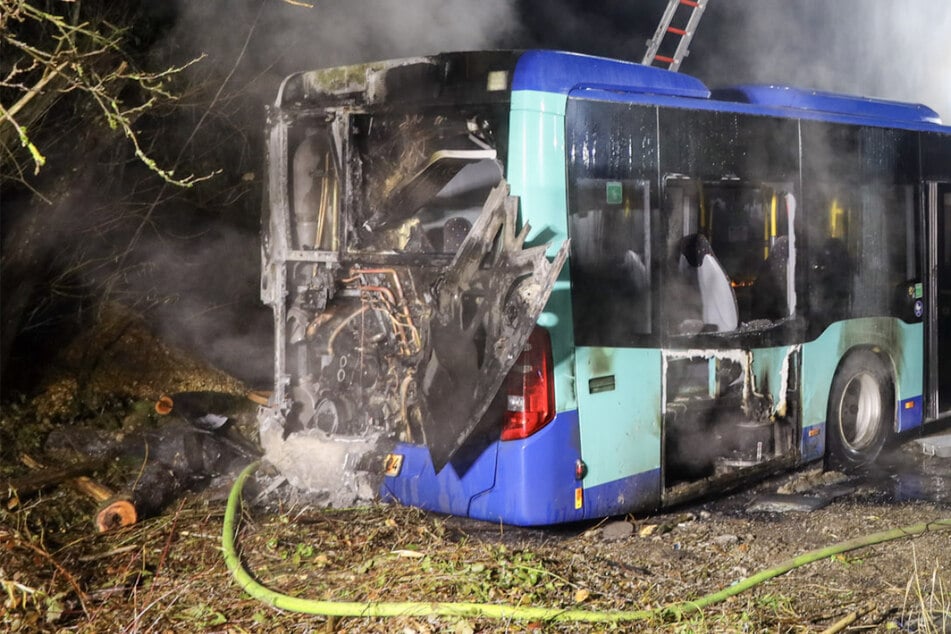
[{"xmin": 348, "ymin": 110, "xmax": 506, "ymax": 255}]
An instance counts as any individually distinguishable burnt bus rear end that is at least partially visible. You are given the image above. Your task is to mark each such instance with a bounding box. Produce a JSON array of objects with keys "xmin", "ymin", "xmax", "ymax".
[{"xmin": 259, "ymin": 52, "xmax": 567, "ymax": 509}]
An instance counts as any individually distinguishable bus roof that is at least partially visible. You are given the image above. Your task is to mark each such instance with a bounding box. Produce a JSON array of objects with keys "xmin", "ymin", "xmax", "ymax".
[
  {"xmin": 511, "ymin": 50, "xmax": 711, "ymax": 100},
  {"xmin": 512, "ymin": 50, "xmax": 947, "ymax": 132},
  {"xmin": 712, "ymin": 85, "xmax": 942, "ymax": 126},
  {"xmin": 277, "ymin": 49, "xmax": 947, "ymax": 132}
]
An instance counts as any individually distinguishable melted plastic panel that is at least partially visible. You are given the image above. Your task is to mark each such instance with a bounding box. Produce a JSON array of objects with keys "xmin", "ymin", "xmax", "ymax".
[{"xmin": 419, "ymin": 186, "xmax": 568, "ymax": 468}]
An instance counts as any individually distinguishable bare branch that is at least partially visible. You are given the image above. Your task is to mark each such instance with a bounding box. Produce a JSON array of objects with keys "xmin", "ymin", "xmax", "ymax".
[{"xmin": 0, "ymin": 0, "xmax": 212, "ymax": 187}]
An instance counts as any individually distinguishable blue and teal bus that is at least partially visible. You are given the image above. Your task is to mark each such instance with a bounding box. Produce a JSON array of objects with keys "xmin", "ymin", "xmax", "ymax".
[{"xmin": 260, "ymin": 50, "xmax": 951, "ymax": 525}]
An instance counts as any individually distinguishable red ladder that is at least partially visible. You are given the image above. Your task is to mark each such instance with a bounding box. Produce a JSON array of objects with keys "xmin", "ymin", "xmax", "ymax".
[{"xmin": 642, "ymin": 0, "xmax": 709, "ymax": 72}]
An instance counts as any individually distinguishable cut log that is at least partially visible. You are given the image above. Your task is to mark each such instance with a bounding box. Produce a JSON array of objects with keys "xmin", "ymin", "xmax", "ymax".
[
  {"xmin": 13, "ymin": 453, "xmax": 138, "ymax": 532},
  {"xmin": 246, "ymin": 390, "xmax": 271, "ymax": 406},
  {"xmin": 95, "ymin": 496, "xmax": 138, "ymax": 532},
  {"xmin": 73, "ymin": 475, "xmax": 113, "ymax": 503}
]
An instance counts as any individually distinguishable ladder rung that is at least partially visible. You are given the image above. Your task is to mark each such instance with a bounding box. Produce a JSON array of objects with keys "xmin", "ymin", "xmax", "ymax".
[{"xmin": 642, "ymin": 0, "xmax": 707, "ymax": 70}]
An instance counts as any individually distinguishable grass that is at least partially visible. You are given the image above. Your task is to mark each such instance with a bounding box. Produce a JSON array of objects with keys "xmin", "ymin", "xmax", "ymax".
[
  {"xmin": 0, "ymin": 491, "xmax": 804, "ymax": 633},
  {"xmin": 895, "ymin": 547, "xmax": 950, "ymax": 633},
  {"xmin": 2, "ymin": 447, "xmax": 949, "ymax": 632}
]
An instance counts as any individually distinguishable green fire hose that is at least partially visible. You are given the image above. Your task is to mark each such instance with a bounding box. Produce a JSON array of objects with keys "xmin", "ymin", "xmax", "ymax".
[{"xmin": 223, "ymin": 460, "xmax": 951, "ymax": 624}]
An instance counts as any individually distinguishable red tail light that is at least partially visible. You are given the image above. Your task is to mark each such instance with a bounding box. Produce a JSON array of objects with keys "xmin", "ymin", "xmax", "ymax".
[{"xmin": 500, "ymin": 327, "xmax": 555, "ymax": 441}]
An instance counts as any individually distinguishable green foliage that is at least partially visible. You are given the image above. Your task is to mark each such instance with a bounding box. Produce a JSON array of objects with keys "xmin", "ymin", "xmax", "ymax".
[{"xmin": 175, "ymin": 603, "xmax": 228, "ymax": 628}]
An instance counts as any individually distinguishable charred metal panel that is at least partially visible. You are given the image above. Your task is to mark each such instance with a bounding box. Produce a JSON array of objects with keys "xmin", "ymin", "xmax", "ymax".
[
  {"xmin": 661, "ymin": 346, "xmax": 800, "ymax": 486},
  {"xmin": 278, "ymin": 52, "xmax": 519, "ymax": 110},
  {"xmin": 261, "ymin": 172, "xmax": 567, "ymax": 477},
  {"xmin": 419, "ymin": 184, "xmax": 569, "ymax": 469}
]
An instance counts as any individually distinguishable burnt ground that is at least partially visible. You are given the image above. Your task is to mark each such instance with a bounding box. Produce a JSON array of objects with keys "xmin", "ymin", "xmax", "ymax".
[{"xmin": 1, "ymin": 307, "xmax": 949, "ymax": 633}]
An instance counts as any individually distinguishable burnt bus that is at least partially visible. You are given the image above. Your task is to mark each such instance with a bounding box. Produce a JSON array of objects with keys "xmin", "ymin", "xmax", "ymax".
[{"xmin": 260, "ymin": 50, "xmax": 951, "ymax": 525}]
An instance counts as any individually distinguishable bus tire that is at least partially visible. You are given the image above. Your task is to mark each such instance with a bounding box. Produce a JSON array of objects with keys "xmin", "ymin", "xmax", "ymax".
[{"xmin": 825, "ymin": 349, "xmax": 893, "ymax": 470}]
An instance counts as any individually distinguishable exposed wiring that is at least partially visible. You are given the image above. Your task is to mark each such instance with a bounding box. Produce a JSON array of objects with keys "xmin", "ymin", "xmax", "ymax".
[{"xmin": 223, "ymin": 461, "xmax": 951, "ymax": 624}]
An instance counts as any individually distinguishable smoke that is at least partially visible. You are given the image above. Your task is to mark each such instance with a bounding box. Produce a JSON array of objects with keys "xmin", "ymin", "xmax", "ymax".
[
  {"xmin": 109, "ymin": 1, "xmax": 521, "ymax": 386},
  {"xmin": 690, "ymin": 0, "xmax": 951, "ymax": 121},
  {"xmin": 131, "ymin": 0, "xmax": 950, "ymax": 386},
  {"xmin": 168, "ymin": 0, "xmax": 520, "ymax": 97},
  {"xmin": 509, "ymin": 1, "xmax": 951, "ymax": 120},
  {"xmin": 510, "ymin": 0, "xmax": 656, "ymax": 61}
]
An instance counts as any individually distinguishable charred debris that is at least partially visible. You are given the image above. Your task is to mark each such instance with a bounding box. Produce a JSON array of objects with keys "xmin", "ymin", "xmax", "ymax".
[
  {"xmin": 258, "ymin": 54, "xmax": 567, "ymax": 500},
  {"xmin": 3, "ymin": 391, "xmax": 260, "ymax": 532}
]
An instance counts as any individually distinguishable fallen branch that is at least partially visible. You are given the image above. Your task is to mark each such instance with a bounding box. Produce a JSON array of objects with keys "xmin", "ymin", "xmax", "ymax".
[
  {"xmin": 3, "ymin": 455, "xmax": 106, "ymax": 503},
  {"xmin": 819, "ymin": 610, "xmax": 858, "ymax": 634}
]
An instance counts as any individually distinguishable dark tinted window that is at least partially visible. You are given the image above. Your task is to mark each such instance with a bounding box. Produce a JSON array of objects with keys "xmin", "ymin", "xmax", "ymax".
[
  {"xmin": 801, "ymin": 123, "xmax": 920, "ymax": 328},
  {"xmin": 566, "ymin": 98, "xmax": 658, "ymax": 347},
  {"xmin": 570, "ymin": 179, "xmax": 652, "ymax": 341}
]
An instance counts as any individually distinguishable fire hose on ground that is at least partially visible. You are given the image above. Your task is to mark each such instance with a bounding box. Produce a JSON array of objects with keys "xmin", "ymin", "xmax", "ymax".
[{"xmin": 222, "ymin": 461, "xmax": 951, "ymax": 624}]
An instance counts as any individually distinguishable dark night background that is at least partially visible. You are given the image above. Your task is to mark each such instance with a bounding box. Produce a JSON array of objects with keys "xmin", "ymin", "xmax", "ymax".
[{"xmin": 2, "ymin": 0, "xmax": 949, "ymax": 398}]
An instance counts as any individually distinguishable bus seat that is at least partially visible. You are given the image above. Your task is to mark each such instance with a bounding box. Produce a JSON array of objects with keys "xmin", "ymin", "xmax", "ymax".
[{"xmin": 682, "ymin": 234, "xmax": 738, "ymax": 332}]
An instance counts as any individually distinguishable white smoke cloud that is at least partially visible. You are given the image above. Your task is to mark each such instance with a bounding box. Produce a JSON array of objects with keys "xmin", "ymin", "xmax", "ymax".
[
  {"xmin": 169, "ymin": 0, "xmax": 519, "ymax": 93},
  {"xmin": 691, "ymin": 0, "xmax": 951, "ymax": 121},
  {"xmin": 166, "ymin": 1, "xmax": 949, "ymax": 121}
]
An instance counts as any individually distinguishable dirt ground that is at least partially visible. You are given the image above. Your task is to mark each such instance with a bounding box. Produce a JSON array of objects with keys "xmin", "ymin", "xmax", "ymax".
[{"xmin": 1, "ymin": 307, "xmax": 949, "ymax": 633}]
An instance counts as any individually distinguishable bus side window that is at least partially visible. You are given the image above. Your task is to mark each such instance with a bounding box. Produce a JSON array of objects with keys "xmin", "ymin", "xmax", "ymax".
[
  {"xmin": 568, "ymin": 179, "xmax": 652, "ymax": 343},
  {"xmin": 749, "ymin": 191, "xmax": 798, "ymax": 322},
  {"xmin": 806, "ymin": 183, "xmax": 917, "ymax": 325},
  {"xmin": 664, "ymin": 178, "xmax": 796, "ymax": 333}
]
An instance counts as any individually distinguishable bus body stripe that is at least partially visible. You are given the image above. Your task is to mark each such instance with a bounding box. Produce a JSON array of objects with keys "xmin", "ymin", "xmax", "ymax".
[{"xmin": 898, "ymin": 396, "xmax": 924, "ymax": 432}]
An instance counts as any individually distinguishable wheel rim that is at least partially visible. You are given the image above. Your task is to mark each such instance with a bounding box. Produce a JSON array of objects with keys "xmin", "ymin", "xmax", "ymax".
[{"xmin": 837, "ymin": 372, "xmax": 882, "ymax": 453}]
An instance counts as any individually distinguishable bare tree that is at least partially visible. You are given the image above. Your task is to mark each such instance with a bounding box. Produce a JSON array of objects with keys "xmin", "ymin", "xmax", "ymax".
[{"xmin": 0, "ymin": 0, "xmax": 207, "ymax": 187}]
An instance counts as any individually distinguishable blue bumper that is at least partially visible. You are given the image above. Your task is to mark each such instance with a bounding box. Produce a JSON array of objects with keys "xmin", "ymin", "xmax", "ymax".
[{"xmin": 381, "ymin": 410, "xmax": 586, "ymax": 526}]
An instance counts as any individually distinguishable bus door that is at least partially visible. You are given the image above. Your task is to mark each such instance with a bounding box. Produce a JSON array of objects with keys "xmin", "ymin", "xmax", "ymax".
[
  {"xmin": 568, "ymin": 178, "xmax": 665, "ymax": 515},
  {"xmin": 927, "ymin": 182, "xmax": 951, "ymax": 417},
  {"xmin": 659, "ymin": 177, "xmax": 802, "ymax": 501}
]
